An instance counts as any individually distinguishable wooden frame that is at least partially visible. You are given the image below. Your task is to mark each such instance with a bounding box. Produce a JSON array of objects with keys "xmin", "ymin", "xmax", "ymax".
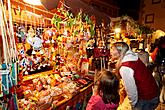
[
  {"xmin": 152, "ymin": 0, "xmax": 161, "ymax": 4},
  {"xmin": 145, "ymin": 13, "xmax": 154, "ymax": 23}
]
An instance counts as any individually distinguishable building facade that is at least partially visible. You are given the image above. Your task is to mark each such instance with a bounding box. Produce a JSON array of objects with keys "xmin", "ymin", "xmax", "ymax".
[
  {"xmin": 82, "ymin": 0, "xmax": 119, "ymax": 17},
  {"xmin": 139, "ymin": 0, "xmax": 165, "ymax": 31}
]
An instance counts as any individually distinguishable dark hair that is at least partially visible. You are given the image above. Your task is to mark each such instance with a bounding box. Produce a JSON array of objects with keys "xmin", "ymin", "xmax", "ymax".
[
  {"xmin": 97, "ymin": 70, "xmax": 119, "ymax": 104},
  {"xmin": 154, "ymin": 36, "xmax": 165, "ymax": 64},
  {"xmin": 158, "ymin": 36, "xmax": 165, "ymax": 49}
]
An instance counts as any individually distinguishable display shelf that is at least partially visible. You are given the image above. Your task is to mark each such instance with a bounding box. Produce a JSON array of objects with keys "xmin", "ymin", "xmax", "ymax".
[{"xmin": 23, "ymin": 70, "xmax": 53, "ymax": 81}]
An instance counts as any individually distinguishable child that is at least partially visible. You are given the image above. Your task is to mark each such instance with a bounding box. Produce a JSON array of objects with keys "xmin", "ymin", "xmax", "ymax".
[{"xmin": 86, "ymin": 70, "xmax": 119, "ymax": 110}]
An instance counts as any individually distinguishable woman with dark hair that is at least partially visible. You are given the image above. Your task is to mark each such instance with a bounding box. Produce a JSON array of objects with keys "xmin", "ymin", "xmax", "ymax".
[
  {"xmin": 110, "ymin": 42, "xmax": 159, "ymax": 110},
  {"xmin": 151, "ymin": 36, "xmax": 165, "ymax": 64},
  {"xmin": 86, "ymin": 70, "xmax": 119, "ymax": 110},
  {"xmin": 153, "ymin": 36, "xmax": 165, "ymax": 65},
  {"xmin": 151, "ymin": 36, "xmax": 165, "ymax": 103}
]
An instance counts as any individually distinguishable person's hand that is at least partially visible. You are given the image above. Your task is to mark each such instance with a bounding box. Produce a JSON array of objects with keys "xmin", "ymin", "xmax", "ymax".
[{"xmin": 92, "ymin": 85, "xmax": 98, "ymax": 96}]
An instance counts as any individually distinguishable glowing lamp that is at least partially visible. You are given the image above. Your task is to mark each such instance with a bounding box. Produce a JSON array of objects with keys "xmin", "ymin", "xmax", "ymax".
[
  {"xmin": 115, "ymin": 28, "xmax": 121, "ymax": 33},
  {"xmin": 23, "ymin": 0, "xmax": 42, "ymax": 5}
]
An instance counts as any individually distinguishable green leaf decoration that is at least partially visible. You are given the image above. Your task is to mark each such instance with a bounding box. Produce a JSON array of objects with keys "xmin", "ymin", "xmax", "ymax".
[
  {"xmin": 90, "ymin": 25, "xmax": 95, "ymax": 37},
  {"xmin": 57, "ymin": 8, "xmax": 61, "ymax": 12},
  {"xmin": 74, "ymin": 30, "xmax": 79, "ymax": 35},
  {"xmin": 58, "ymin": 17, "xmax": 62, "ymax": 22},
  {"xmin": 80, "ymin": 24, "xmax": 83, "ymax": 32},
  {"xmin": 69, "ymin": 19, "xmax": 74, "ymax": 27},
  {"xmin": 85, "ymin": 15, "xmax": 89, "ymax": 23},
  {"xmin": 51, "ymin": 10, "xmax": 95, "ymax": 38},
  {"xmin": 57, "ymin": 22, "xmax": 60, "ymax": 30},
  {"xmin": 66, "ymin": 11, "xmax": 70, "ymax": 17},
  {"xmin": 77, "ymin": 11, "xmax": 82, "ymax": 21},
  {"xmin": 73, "ymin": 18, "xmax": 77, "ymax": 25},
  {"xmin": 70, "ymin": 13, "xmax": 73, "ymax": 18},
  {"xmin": 88, "ymin": 18, "xmax": 92, "ymax": 25},
  {"xmin": 61, "ymin": 11, "xmax": 65, "ymax": 15},
  {"xmin": 51, "ymin": 18, "xmax": 54, "ymax": 24}
]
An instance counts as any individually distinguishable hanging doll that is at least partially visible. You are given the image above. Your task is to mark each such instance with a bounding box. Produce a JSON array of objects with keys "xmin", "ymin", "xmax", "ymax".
[
  {"xmin": 78, "ymin": 42, "xmax": 89, "ymax": 75},
  {"xmin": 78, "ymin": 54, "xmax": 89, "ymax": 76},
  {"xmin": 27, "ymin": 56, "xmax": 35, "ymax": 72},
  {"xmin": 86, "ymin": 38, "xmax": 95, "ymax": 70},
  {"xmin": 42, "ymin": 28, "xmax": 54, "ymax": 48},
  {"xmin": 28, "ymin": 27, "xmax": 43, "ymax": 54},
  {"xmin": 16, "ymin": 26, "xmax": 26, "ymax": 43},
  {"xmin": 53, "ymin": 54, "xmax": 61, "ymax": 71},
  {"xmin": 86, "ymin": 38, "xmax": 95, "ymax": 58},
  {"xmin": 26, "ymin": 26, "xmax": 35, "ymax": 46},
  {"xmin": 94, "ymin": 40, "xmax": 110, "ymax": 70},
  {"xmin": 17, "ymin": 44, "xmax": 28, "ymax": 73},
  {"xmin": 31, "ymin": 35, "xmax": 43, "ymax": 51}
]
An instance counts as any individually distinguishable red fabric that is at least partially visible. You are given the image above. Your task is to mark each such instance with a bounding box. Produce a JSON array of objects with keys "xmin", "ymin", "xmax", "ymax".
[
  {"xmin": 0, "ymin": 35, "xmax": 2, "ymax": 45},
  {"xmin": 9, "ymin": 96, "xmax": 14, "ymax": 110},
  {"xmin": 86, "ymin": 95, "xmax": 118, "ymax": 110},
  {"xmin": 94, "ymin": 48, "xmax": 101, "ymax": 58},
  {"xmin": 151, "ymin": 47, "xmax": 158, "ymax": 62},
  {"xmin": 94, "ymin": 48, "xmax": 110, "ymax": 58},
  {"xmin": 121, "ymin": 59, "xmax": 158, "ymax": 100}
]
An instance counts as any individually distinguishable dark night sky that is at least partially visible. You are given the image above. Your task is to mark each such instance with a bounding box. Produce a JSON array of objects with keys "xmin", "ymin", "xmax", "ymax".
[{"xmin": 116, "ymin": 0, "xmax": 141, "ymax": 20}]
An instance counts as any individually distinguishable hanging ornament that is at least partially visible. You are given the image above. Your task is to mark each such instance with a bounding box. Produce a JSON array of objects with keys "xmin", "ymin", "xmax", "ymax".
[
  {"xmin": 51, "ymin": 39, "xmax": 55, "ymax": 43},
  {"xmin": 62, "ymin": 36, "xmax": 67, "ymax": 44},
  {"xmin": 45, "ymin": 40, "xmax": 50, "ymax": 43},
  {"xmin": 51, "ymin": 47, "xmax": 55, "ymax": 52},
  {"xmin": 19, "ymin": 49, "xmax": 25, "ymax": 55},
  {"xmin": 32, "ymin": 50, "xmax": 36, "ymax": 55},
  {"xmin": 39, "ymin": 63, "xmax": 43, "ymax": 68},
  {"xmin": 52, "ymin": 55, "xmax": 56, "ymax": 61},
  {"xmin": 39, "ymin": 50, "xmax": 44, "ymax": 55},
  {"xmin": 27, "ymin": 26, "xmax": 35, "ymax": 45},
  {"xmin": 31, "ymin": 35, "xmax": 42, "ymax": 50},
  {"xmin": 17, "ymin": 26, "xmax": 27, "ymax": 43},
  {"xmin": 24, "ymin": 71, "xmax": 28, "ymax": 75},
  {"xmin": 38, "ymin": 66, "xmax": 41, "ymax": 70},
  {"xmin": 63, "ymin": 30, "xmax": 68, "ymax": 36},
  {"xmin": 43, "ymin": 29, "xmax": 53, "ymax": 41},
  {"xmin": 30, "ymin": 67, "xmax": 34, "ymax": 72}
]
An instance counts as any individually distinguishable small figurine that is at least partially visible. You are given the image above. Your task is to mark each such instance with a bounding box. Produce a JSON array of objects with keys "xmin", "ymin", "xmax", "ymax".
[{"xmin": 17, "ymin": 26, "xmax": 26, "ymax": 43}]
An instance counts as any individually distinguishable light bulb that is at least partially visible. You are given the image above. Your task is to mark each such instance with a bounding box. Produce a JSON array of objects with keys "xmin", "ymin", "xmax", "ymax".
[{"xmin": 23, "ymin": 0, "xmax": 42, "ymax": 5}]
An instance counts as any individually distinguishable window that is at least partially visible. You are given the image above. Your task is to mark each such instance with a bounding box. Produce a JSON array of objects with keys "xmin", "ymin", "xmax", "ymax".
[{"xmin": 145, "ymin": 13, "xmax": 154, "ymax": 23}]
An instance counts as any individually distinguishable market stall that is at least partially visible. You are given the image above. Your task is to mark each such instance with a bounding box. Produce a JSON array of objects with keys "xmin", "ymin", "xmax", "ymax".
[
  {"xmin": 0, "ymin": 0, "xmax": 105, "ymax": 109},
  {"xmin": 16, "ymin": 2, "xmax": 96, "ymax": 110}
]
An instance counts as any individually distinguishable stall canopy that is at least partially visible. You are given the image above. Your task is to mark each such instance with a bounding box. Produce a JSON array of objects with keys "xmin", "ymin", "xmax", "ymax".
[{"xmin": 41, "ymin": 0, "xmax": 110, "ymax": 25}]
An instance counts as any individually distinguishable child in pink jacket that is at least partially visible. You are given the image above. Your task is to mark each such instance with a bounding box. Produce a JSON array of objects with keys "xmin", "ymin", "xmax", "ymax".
[{"xmin": 86, "ymin": 70, "xmax": 119, "ymax": 110}]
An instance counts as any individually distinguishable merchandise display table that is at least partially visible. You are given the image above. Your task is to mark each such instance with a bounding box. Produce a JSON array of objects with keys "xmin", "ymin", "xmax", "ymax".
[
  {"xmin": 23, "ymin": 70, "xmax": 54, "ymax": 82},
  {"xmin": 18, "ymin": 70, "xmax": 94, "ymax": 110},
  {"xmin": 54, "ymin": 82, "xmax": 93, "ymax": 110}
]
